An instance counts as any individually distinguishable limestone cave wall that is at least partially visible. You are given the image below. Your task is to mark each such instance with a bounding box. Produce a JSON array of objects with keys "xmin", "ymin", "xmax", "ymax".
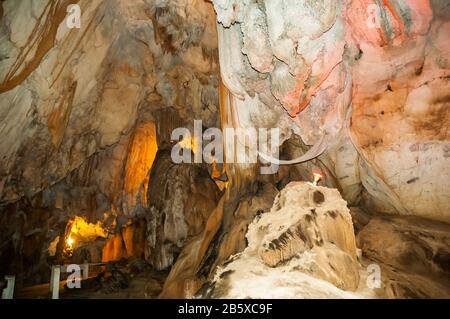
[{"xmin": 0, "ymin": 0, "xmax": 449, "ymax": 299}]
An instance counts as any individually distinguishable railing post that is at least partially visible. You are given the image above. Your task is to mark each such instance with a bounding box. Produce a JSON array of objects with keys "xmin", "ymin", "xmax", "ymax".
[
  {"xmin": 50, "ymin": 265, "xmax": 61, "ymax": 299},
  {"xmin": 1, "ymin": 275, "xmax": 15, "ymax": 299}
]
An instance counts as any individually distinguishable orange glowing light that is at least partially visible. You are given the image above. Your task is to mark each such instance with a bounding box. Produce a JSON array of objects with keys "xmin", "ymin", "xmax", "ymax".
[
  {"xmin": 67, "ymin": 236, "xmax": 74, "ymax": 248},
  {"xmin": 124, "ymin": 122, "xmax": 158, "ymax": 208},
  {"xmin": 312, "ymin": 169, "xmax": 325, "ymax": 186}
]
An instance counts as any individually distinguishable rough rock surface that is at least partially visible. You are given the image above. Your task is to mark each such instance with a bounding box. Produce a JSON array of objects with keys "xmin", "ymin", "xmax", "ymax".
[
  {"xmin": 0, "ymin": 0, "xmax": 449, "ymax": 299},
  {"xmin": 0, "ymin": 0, "xmax": 219, "ymax": 205},
  {"xmin": 159, "ymin": 179, "xmax": 278, "ymax": 298},
  {"xmin": 0, "ymin": 0, "xmax": 219, "ymax": 286},
  {"xmin": 212, "ymin": 0, "xmax": 450, "ymax": 222},
  {"xmin": 144, "ymin": 150, "xmax": 220, "ymax": 270},
  {"xmin": 198, "ymin": 183, "xmax": 450, "ymax": 299},
  {"xmin": 354, "ymin": 211, "xmax": 450, "ymax": 298},
  {"xmin": 199, "ymin": 182, "xmax": 363, "ymax": 298}
]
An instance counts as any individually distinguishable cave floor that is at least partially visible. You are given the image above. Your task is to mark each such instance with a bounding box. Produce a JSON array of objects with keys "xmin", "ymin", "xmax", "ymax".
[
  {"xmin": 15, "ymin": 264, "xmax": 169, "ymax": 299},
  {"xmin": 13, "ymin": 208, "xmax": 450, "ymax": 299}
]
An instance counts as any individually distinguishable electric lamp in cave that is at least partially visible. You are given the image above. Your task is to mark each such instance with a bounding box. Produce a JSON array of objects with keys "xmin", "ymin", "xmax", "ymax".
[
  {"xmin": 64, "ymin": 235, "xmax": 75, "ymax": 258},
  {"xmin": 67, "ymin": 235, "xmax": 74, "ymax": 249},
  {"xmin": 312, "ymin": 169, "xmax": 325, "ymax": 186}
]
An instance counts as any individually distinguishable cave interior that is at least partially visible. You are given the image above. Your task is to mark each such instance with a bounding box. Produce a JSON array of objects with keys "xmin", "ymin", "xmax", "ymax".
[{"xmin": 0, "ymin": 0, "xmax": 449, "ymax": 299}]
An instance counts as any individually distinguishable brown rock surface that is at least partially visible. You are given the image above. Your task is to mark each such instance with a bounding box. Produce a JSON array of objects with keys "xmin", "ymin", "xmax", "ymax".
[
  {"xmin": 355, "ymin": 212, "xmax": 450, "ymax": 298},
  {"xmin": 0, "ymin": 0, "xmax": 219, "ymax": 286}
]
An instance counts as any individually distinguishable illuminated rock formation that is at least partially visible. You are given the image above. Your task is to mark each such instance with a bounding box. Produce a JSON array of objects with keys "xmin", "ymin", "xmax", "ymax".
[
  {"xmin": 162, "ymin": 0, "xmax": 450, "ymax": 298},
  {"xmin": 0, "ymin": 0, "xmax": 448, "ymax": 299},
  {"xmin": 0, "ymin": 0, "xmax": 220, "ymax": 286},
  {"xmin": 199, "ymin": 182, "xmax": 362, "ymax": 298},
  {"xmin": 212, "ymin": 0, "xmax": 450, "ymax": 222}
]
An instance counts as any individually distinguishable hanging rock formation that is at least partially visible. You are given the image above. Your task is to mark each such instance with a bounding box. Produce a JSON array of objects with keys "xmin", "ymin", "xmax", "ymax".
[
  {"xmin": 0, "ymin": 0, "xmax": 220, "ymax": 286},
  {"xmin": 160, "ymin": 0, "xmax": 450, "ymax": 298},
  {"xmin": 212, "ymin": 0, "xmax": 450, "ymax": 222}
]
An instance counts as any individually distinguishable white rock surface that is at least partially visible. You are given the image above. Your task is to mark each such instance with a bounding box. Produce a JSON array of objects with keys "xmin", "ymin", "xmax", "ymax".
[
  {"xmin": 212, "ymin": 0, "xmax": 450, "ymax": 222},
  {"xmin": 201, "ymin": 182, "xmax": 368, "ymax": 298}
]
